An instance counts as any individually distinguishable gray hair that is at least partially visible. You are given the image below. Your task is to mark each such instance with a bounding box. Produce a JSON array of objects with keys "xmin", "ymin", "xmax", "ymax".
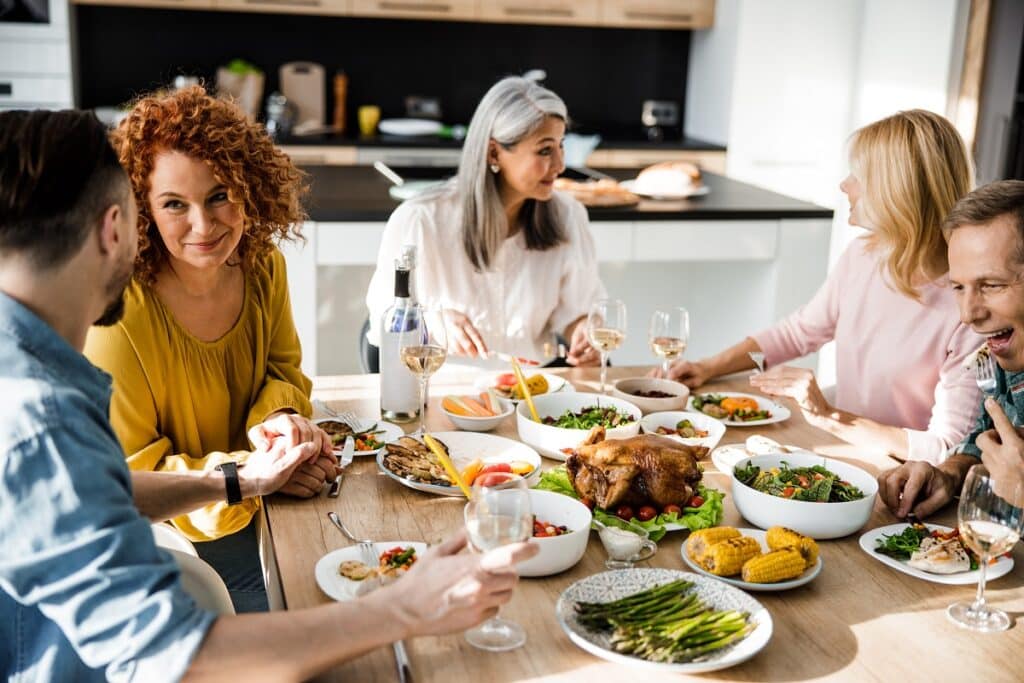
[{"xmin": 448, "ymin": 76, "xmax": 570, "ymax": 270}]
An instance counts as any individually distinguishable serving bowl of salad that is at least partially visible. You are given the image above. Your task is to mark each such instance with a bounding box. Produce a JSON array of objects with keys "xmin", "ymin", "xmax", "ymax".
[
  {"xmin": 517, "ymin": 392, "xmax": 642, "ymax": 461},
  {"xmin": 730, "ymin": 452, "xmax": 878, "ymax": 539}
]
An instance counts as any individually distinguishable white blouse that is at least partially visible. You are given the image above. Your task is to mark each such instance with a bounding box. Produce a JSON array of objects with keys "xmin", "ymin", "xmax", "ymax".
[{"xmin": 365, "ymin": 188, "xmax": 606, "ymax": 364}]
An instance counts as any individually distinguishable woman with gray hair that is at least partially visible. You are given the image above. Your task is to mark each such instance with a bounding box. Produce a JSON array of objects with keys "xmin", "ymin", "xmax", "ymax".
[{"xmin": 366, "ymin": 76, "xmax": 605, "ymax": 366}]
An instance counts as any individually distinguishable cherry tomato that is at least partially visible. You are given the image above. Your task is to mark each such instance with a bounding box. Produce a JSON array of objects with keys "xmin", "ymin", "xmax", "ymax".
[
  {"xmin": 495, "ymin": 373, "xmax": 518, "ymax": 387},
  {"xmin": 475, "ymin": 472, "xmax": 518, "ymax": 488},
  {"xmin": 687, "ymin": 495, "xmax": 704, "ymax": 508},
  {"xmin": 663, "ymin": 504, "xmax": 682, "ymax": 516},
  {"xmin": 478, "ymin": 463, "xmax": 513, "ymax": 476},
  {"xmin": 637, "ymin": 506, "xmax": 657, "ymax": 522},
  {"xmin": 580, "ymin": 497, "xmax": 595, "ymax": 510},
  {"xmin": 615, "ymin": 505, "xmax": 635, "ymax": 521}
]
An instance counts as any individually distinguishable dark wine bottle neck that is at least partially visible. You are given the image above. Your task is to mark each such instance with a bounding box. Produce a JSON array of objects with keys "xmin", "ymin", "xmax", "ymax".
[{"xmin": 394, "ymin": 268, "xmax": 411, "ymax": 298}]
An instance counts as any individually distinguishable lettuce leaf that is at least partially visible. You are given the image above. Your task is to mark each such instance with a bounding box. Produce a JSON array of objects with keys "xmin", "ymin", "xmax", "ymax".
[{"xmin": 534, "ymin": 466, "xmax": 724, "ymax": 542}]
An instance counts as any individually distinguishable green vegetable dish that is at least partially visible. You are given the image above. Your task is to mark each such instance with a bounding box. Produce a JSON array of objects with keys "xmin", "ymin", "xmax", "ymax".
[
  {"xmin": 542, "ymin": 405, "xmax": 635, "ymax": 430},
  {"xmin": 734, "ymin": 461, "xmax": 864, "ymax": 502}
]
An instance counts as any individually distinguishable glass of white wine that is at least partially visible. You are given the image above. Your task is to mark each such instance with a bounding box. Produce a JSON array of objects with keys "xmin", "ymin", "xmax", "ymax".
[
  {"xmin": 463, "ymin": 473, "xmax": 532, "ymax": 651},
  {"xmin": 649, "ymin": 307, "xmax": 689, "ymax": 375},
  {"xmin": 398, "ymin": 303, "xmax": 447, "ymax": 435},
  {"xmin": 587, "ymin": 299, "xmax": 627, "ymax": 394},
  {"xmin": 947, "ymin": 464, "xmax": 1024, "ymax": 632}
]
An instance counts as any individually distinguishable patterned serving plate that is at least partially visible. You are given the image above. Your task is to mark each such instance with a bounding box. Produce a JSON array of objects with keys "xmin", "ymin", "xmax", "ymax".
[{"xmin": 555, "ymin": 568, "xmax": 773, "ymax": 673}]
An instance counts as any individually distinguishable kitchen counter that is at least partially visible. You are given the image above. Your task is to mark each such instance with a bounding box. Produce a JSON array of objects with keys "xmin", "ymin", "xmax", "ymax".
[
  {"xmin": 303, "ymin": 165, "xmax": 832, "ymax": 222},
  {"xmin": 285, "ymin": 165, "xmax": 834, "ymax": 377}
]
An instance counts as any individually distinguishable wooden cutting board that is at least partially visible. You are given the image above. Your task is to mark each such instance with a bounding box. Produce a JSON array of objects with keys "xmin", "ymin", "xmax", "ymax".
[{"xmin": 279, "ymin": 61, "xmax": 325, "ymax": 128}]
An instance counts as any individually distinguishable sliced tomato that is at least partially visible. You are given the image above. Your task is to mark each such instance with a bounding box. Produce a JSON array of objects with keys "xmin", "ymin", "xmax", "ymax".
[
  {"xmin": 475, "ymin": 472, "xmax": 516, "ymax": 487},
  {"xmin": 495, "ymin": 373, "xmax": 518, "ymax": 387},
  {"xmin": 782, "ymin": 486, "xmax": 796, "ymax": 498},
  {"xmin": 797, "ymin": 475, "xmax": 810, "ymax": 488},
  {"xmin": 478, "ymin": 463, "xmax": 513, "ymax": 476}
]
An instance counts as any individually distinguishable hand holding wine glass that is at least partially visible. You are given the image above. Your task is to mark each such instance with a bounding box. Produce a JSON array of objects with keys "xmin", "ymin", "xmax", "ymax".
[
  {"xmin": 587, "ymin": 299, "xmax": 627, "ymax": 394},
  {"xmin": 649, "ymin": 307, "xmax": 689, "ymax": 375},
  {"xmin": 946, "ymin": 464, "xmax": 1024, "ymax": 632},
  {"xmin": 398, "ymin": 303, "xmax": 447, "ymax": 435},
  {"xmin": 463, "ymin": 473, "xmax": 532, "ymax": 651}
]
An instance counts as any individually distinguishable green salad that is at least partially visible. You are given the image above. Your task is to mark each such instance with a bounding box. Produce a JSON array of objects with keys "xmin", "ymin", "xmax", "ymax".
[
  {"xmin": 542, "ymin": 405, "xmax": 635, "ymax": 430},
  {"xmin": 734, "ymin": 461, "xmax": 864, "ymax": 502},
  {"xmin": 535, "ymin": 465, "xmax": 723, "ymax": 541}
]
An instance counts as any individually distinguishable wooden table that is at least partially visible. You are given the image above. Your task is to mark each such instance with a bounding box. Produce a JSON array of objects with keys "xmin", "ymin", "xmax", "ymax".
[{"xmin": 263, "ymin": 367, "xmax": 1024, "ymax": 682}]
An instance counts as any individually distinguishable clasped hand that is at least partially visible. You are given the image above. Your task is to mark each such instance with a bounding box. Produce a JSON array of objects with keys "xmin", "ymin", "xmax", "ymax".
[{"xmin": 246, "ymin": 412, "xmax": 338, "ymax": 498}]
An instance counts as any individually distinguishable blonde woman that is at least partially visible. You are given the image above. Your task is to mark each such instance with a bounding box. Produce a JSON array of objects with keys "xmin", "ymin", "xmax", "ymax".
[
  {"xmin": 366, "ymin": 76, "xmax": 605, "ymax": 366},
  {"xmin": 656, "ymin": 110, "xmax": 984, "ymax": 464}
]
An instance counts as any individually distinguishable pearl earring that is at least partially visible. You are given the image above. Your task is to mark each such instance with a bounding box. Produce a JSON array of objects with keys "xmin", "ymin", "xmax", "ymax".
[{"xmin": 490, "ymin": 164, "xmax": 500, "ymax": 174}]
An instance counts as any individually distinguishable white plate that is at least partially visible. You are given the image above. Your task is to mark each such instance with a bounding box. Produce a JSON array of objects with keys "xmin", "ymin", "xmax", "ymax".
[
  {"xmin": 377, "ymin": 431, "xmax": 542, "ymax": 496},
  {"xmin": 710, "ymin": 440, "xmax": 801, "ymax": 474},
  {"xmin": 377, "ymin": 118, "xmax": 443, "ymax": 136},
  {"xmin": 315, "ymin": 541, "xmax": 428, "ymax": 601},
  {"xmin": 688, "ymin": 392, "xmax": 791, "ymax": 427},
  {"xmin": 314, "ymin": 418, "xmax": 405, "ymax": 457},
  {"xmin": 556, "ymin": 568, "xmax": 772, "ymax": 673},
  {"xmin": 680, "ymin": 528, "xmax": 822, "ymax": 591},
  {"xmin": 619, "ymin": 179, "xmax": 711, "ymax": 200},
  {"xmin": 859, "ymin": 524, "xmax": 1015, "ymax": 585},
  {"xmin": 473, "ymin": 372, "xmax": 572, "ymax": 402}
]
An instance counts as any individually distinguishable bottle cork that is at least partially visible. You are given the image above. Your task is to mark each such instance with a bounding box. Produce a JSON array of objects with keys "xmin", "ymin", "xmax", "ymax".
[{"xmin": 333, "ymin": 71, "xmax": 348, "ymax": 134}]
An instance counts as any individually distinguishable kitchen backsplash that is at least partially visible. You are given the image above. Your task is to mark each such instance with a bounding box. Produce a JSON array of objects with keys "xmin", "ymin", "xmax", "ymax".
[{"xmin": 74, "ymin": 6, "xmax": 690, "ymax": 136}]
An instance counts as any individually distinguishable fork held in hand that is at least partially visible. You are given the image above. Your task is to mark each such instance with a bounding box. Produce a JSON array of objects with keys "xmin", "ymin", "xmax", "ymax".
[{"xmin": 974, "ymin": 351, "xmax": 997, "ymax": 397}]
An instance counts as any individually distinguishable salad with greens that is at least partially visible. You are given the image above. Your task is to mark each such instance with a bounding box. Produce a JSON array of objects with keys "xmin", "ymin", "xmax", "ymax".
[
  {"xmin": 535, "ymin": 465, "xmax": 723, "ymax": 541},
  {"xmin": 734, "ymin": 461, "xmax": 864, "ymax": 502},
  {"xmin": 542, "ymin": 405, "xmax": 635, "ymax": 430}
]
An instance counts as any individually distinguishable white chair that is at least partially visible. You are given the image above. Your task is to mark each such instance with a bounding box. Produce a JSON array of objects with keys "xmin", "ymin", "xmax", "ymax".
[
  {"xmin": 151, "ymin": 523, "xmax": 234, "ymax": 614},
  {"xmin": 151, "ymin": 523, "xmax": 199, "ymax": 557}
]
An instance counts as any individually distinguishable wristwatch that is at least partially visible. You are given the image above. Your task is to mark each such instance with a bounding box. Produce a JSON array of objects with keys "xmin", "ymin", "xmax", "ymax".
[{"xmin": 216, "ymin": 461, "xmax": 243, "ymax": 506}]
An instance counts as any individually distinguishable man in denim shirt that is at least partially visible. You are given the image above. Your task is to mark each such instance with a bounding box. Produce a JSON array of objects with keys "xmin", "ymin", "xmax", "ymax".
[
  {"xmin": 879, "ymin": 180, "xmax": 1024, "ymax": 517},
  {"xmin": 0, "ymin": 110, "xmax": 535, "ymax": 681}
]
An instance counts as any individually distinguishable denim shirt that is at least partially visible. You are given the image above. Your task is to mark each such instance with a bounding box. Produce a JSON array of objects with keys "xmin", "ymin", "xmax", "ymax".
[
  {"xmin": 956, "ymin": 363, "xmax": 1024, "ymax": 459},
  {"xmin": 0, "ymin": 293, "xmax": 215, "ymax": 682}
]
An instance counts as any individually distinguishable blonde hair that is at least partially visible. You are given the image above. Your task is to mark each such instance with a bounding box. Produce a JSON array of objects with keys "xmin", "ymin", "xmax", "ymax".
[{"xmin": 849, "ymin": 109, "xmax": 973, "ymax": 300}]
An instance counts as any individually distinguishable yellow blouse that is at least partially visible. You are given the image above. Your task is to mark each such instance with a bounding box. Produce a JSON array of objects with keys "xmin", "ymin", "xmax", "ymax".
[{"xmin": 84, "ymin": 248, "xmax": 312, "ymax": 542}]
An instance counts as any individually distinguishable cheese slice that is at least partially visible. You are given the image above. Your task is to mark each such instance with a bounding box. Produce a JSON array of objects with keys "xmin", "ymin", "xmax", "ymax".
[{"xmin": 906, "ymin": 537, "xmax": 971, "ymax": 574}]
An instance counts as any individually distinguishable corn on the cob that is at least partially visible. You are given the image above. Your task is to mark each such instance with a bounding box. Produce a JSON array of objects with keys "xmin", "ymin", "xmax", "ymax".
[
  {"xmin": 685, "ymin": 526, "xmax": 741, "ymax": 562},
  {"xmin": 766, "ymin": 526, "xmax": 819, "ymax": 568},
  {"xmin": 741, "ymin": 548, "xmax": 806, "ymax": 583},
  {"xmin": 700, "ymin": 537, "xmax": 761, "ymax": 576}
]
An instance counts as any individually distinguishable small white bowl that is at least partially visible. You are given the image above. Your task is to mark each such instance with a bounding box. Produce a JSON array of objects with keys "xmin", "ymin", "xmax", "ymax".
[
  {"xmin": 442, "ymin": 396, "xmax": 514, "ymax": 432},
  {"xmin": 517, "ymin": 489, "xmax": 592, "ymax": 577},
  {"xmin": 640, "ymin": 410, "xmax": 726, "ymax": 451},
  {"xmin": 516, "ymin": 392, "xmax": 642, "ymax": 461},
  {"xmin": 731, "ymin": 452, "xmax": 878, "ymax": 539},
  {"xmin": 611, "ymin": 377, "xmax": 690, "ymax": 414}
]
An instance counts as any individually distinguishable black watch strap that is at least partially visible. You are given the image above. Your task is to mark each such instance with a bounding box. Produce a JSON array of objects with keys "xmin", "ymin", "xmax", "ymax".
[{"xmin": 217, "ymin": 461, "xmax": 243, "ymax": 505}]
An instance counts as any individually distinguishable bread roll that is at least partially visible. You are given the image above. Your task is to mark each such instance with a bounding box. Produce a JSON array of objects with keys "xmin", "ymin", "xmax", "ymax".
[{"xmin": 634, "ymin": 161, "xmax": 702, "ymax": 196}]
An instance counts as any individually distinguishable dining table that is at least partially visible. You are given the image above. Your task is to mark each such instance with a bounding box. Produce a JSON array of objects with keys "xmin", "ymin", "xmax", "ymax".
[{"xmin": 261, "ymin": 366, "xmax": 1024, "ymax": 682}]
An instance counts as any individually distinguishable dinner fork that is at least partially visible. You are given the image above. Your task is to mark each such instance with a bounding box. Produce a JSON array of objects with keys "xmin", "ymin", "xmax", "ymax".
[
  {"xmin": 974, "ymin": 351, "xmax": 997, "ymax": 397},
  {"xmin": 326, "ymin": 511, "xmax": 375, "ymax": 563}
]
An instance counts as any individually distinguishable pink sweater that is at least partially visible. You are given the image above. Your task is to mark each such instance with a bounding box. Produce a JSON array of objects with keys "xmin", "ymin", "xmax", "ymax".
[{"xmin": 752, "ymin": 237, "xmax": 983, "ymax": 464}]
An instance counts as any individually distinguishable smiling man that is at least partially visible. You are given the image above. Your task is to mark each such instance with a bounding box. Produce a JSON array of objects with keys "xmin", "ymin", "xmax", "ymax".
[{"xmin": 878, "ymin": 180, "xmax": 1024, "ymax": 518}]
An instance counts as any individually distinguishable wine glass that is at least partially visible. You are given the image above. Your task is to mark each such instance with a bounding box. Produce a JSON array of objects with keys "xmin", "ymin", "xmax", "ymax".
[
  {"xmin": 397, "ymin": 303, "xmax": 447, "ymax": 435},
  {"xmin": 463, "ymin": 473, "xmax": 532, "ymax": 651},
  {"xmin": 649, "ymin": 307, "xmax": 689, "ymax": 375},
  {"xmin": 587, "ymin": 299, "xmax": 627, "ymax": 394},
  {"xmin": 946, "ymin": 464, "xmax": 1024, "ymax": 632}
]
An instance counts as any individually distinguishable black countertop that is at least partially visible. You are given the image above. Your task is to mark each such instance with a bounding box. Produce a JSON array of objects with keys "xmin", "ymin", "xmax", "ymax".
[
  {"xmin": 304, "ymin": 166, "xmax": 833, "ymax": 223},
  {"xmin": 280, "ymin": 131, "xmax": 726, "ymax": 152}
]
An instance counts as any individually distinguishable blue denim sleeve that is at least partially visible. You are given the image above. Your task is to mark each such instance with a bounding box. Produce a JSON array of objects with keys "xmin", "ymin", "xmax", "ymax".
[{"xmin": 0, "ymin": 413, "xmax": 216, "ymax": 682}]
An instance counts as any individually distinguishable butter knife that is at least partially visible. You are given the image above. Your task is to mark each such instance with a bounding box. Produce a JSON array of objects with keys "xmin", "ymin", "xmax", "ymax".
[
  {"xmin": 327, "ymin": 437, "xmax": 354, "ymax": 498},
  {"xmin": 392, "ymin": 641, "xmax": 412, "ymax": 683}
]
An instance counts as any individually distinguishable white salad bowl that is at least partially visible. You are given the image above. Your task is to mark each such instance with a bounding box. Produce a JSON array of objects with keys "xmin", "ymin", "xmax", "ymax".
[
  {"xmin": 517, "ymin": 489, "xmax": 593, "ymax": 577},
  {"xmin": 611, "ymin": 377, "xmax": 690, "ymax": 414},
  {"xmin": 516, "ymin": 392, "xmax": 642, "ymax": 461},
  {"xmin": 731, "ymin": 452, "xmax": 878, "ymax": 539},
  {"xmin": 639, "ymin": 410, "xmax": 725, "ymax": 451}
]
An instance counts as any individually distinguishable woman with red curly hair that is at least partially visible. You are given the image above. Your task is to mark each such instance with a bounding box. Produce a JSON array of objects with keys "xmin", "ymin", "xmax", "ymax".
[{"xmin": 84, "ymin": 86, "xmax": 335, "ymax": 612}]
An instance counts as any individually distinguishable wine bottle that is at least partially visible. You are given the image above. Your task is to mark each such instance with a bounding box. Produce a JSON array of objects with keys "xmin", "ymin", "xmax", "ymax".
[{"xmin": 380, "ymin": 246, "xmax": 420, "ymax": 422}]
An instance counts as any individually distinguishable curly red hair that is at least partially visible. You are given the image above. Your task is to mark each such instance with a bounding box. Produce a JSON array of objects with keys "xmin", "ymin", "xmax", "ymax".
[{"xmin": 111, "ymin": 85, "xmax": 307, "ymax": 284}]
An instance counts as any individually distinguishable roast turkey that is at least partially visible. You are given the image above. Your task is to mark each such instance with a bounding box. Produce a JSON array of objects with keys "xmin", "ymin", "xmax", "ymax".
[{"xmin": 565, "ymin": 426, "xmax": 705, "ymax": 509}]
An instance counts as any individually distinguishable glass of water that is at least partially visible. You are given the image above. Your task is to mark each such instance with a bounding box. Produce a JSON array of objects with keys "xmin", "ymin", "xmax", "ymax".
[{"xmin": 463, "ymin": 473, "xmax": 532, "ymax": 650}]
